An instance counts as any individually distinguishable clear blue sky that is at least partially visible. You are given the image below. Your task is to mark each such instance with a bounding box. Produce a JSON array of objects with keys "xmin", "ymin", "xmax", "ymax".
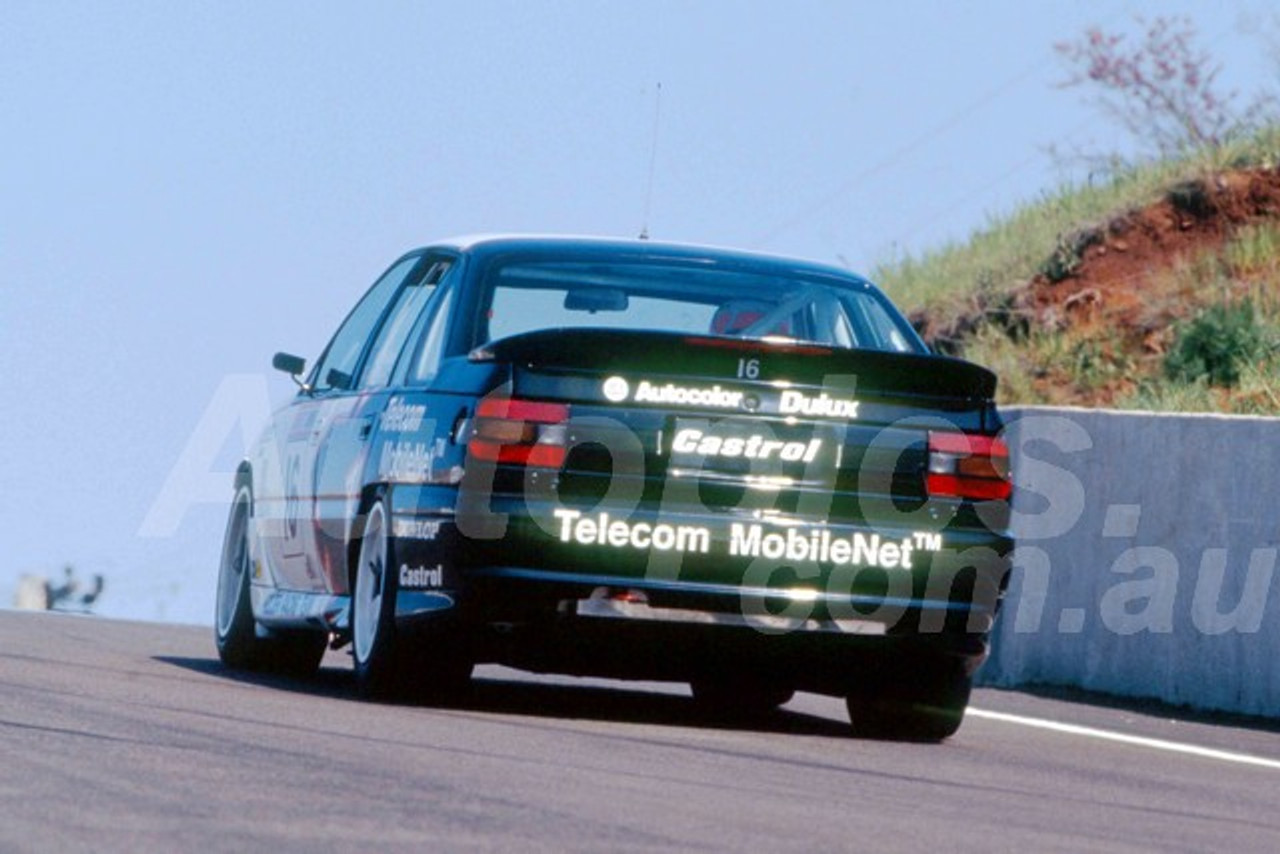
[{"xmin": 2, "ymin": 1, "xmax": 1275, "ymax": 623}]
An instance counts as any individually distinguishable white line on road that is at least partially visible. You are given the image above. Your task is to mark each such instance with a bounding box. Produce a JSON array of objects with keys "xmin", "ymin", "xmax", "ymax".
[{"xmin": 969, "ymin": 708, "xmax": 1280, "ymax": 771}]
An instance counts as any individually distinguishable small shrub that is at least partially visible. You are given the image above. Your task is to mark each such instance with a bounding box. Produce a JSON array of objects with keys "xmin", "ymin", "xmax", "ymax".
[
  {"xmin": 1164, "ymin": 299, "xmax": 1265, "ymax": 386},
  {"xmin": 1069, "ymin": 336, "xmax": 1132, "ymax": 390},
  {"xmin": 1041, "ymin": 236, "xmax": 1081, "ymax": 283},
  {"xmin": 1040, "ymin": 229, "xmax": 1100, "ymax": 283},
  {"xmin": 1167, "ymin": 179, "xmax": 1215, "ymax": 218}
]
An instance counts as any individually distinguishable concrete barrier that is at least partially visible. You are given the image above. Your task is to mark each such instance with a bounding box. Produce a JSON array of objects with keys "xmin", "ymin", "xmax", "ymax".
[{"xmin": 979, "ymin": 406, "xmax": 1280, "ymax": 719}]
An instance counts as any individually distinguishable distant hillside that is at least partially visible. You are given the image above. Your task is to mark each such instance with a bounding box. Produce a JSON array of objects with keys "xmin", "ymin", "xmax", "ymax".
[{"xmin": 874, "ymin": 127, "xmax": 1280, "ymax": 414}]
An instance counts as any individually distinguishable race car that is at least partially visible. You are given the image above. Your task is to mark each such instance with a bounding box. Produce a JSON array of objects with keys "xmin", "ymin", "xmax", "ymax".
[{"xmin": 215, "ymin": 235, "xmax": 1013, "ymax": 740}]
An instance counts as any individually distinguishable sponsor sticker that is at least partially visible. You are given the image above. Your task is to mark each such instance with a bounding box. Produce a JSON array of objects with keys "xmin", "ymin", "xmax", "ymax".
[
  {"xmin": 391, "ymin": 518, "xmax": 443, "ymax": 540},
  {"xmin": 551, "ymin": 508, "xmax": 941, "ymax": 570},
  {"xmin": 382, "ymin": 397, "xmax": 426, "ymax": 433},
  {"xmin": 778, "ymin": 389, "xmax": 860, "ymax": 419},
  {"xmin": 671, "ymin": 427, "xmax": 822, "ymax": 463},
  {"xmin": 258, "ymin": 590, "xmax": 341, "ymax": 620},
  {"xmin": 602, "ymin": 376, "xmax": 630, "ymax": 402},
  {"xmin": 602, "ymin": 376, "xmax": 744, "ymax": 410},
  {"xmin": 600, "ymin": 376, "xmax": 859, "ymax": 419},
  {"xmin": 399, "ymin": 563, "xmax": 444, "ymax": 589},
  {"xmin": 635, "ymin": 380, "xmax": 743, "ymax": 408},
  {"xmin": 378, "ymin": 438, "xmax": 446, "ymax": 482},
  {"xmin": 728, "ymin": 525, "xmax": 934, "ymax": 569}
]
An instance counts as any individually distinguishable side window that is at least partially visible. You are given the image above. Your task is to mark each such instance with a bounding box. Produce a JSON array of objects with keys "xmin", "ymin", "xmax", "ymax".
[
  {"xmin": 311, "ymin": 255, "xmax": 420, "ymax": 392},
  {"xmin": 408, "ymin": 286, "xmax": 456, "ymax": 384},
  {"xmin": 843, "ymin": 292, "xmax": 917, "ymax": 353},
  {"xmin": 360, "ymin": 259, "xmax": 454, "ymax": 388}
]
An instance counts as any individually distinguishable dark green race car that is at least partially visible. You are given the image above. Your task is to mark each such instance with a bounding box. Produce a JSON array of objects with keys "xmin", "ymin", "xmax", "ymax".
[{"xmin": 215, "ymin": 235, "xmax": 1013, "ymax": 740}]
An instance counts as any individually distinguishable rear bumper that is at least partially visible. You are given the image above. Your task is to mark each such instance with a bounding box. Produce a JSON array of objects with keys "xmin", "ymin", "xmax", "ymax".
[
  {"xmin": 391, "ymin": 501, "xmax": 1013, "ymax": 630},
  {"xmin": 389, "ymin": 502, "xmax": 1012, "ymax": 689}
]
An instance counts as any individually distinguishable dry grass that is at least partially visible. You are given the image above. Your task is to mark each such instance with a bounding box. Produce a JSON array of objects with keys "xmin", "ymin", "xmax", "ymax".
[{"xmin": 872, "ymin": 126, "xmax": 1280, "ymax": 414}]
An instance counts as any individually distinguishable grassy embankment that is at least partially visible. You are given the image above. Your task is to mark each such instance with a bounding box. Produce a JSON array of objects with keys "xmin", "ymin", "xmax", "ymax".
[{"xmin": 872, "ymin": 126, "xmax": 1280, "ymax": 415}]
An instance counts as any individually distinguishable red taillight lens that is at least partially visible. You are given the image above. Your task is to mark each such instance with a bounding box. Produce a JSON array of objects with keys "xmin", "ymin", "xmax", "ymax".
[
  {"xmin": 468, "ymin": 397, "xmax": 570, "ymax": 469},
  {"xmin": 926, "ymin": 431, "xmax": 1012, "ymax": 501}
]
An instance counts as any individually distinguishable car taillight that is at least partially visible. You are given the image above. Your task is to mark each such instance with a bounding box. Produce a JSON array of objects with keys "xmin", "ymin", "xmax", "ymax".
[
  {"xmin": 468, "ymin": 397, "xmax": 570, "ymax": 469},
  {"xmin": 926, "ymin": 431, "xmax": 1012, "ymax": 501}
]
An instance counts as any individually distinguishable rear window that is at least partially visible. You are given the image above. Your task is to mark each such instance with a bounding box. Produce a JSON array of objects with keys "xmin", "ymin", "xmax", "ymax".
[{"xmin": 473, "ymin": 255, "xmax": 924, "ymax": 354}]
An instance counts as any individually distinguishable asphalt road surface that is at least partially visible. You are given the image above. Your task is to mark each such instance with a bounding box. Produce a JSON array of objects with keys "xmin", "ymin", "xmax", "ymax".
[{"xmin": 2, "ymin": 611, "xmax": 1278, "ymax": 852}]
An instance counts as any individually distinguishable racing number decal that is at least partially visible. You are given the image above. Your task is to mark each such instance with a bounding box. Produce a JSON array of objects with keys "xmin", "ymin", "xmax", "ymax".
[
  {"xmin": 736, "ymin": 358, "xmax": 761, "ymax": 380},
  {"xmin": 284, "ymin": 452, "xmax": 303, "ymax": 545},
  {"xmin": 278, "ymin": 405, "xmax": 321, "ymax": 567}
]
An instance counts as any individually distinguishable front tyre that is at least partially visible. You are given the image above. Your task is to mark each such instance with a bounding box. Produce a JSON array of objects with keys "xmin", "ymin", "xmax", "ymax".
[
  {"xmin": 215, "ymin": 485, "xmax": 261, "ymax": 668},
  {"xmin": 215, "ymin": 483, "xmax": 326, "ymax": 676}
]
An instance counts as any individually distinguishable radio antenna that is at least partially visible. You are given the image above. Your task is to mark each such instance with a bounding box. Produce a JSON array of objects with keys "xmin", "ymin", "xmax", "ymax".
[{"xmin": 639, "ymin": 82, "xmax": 662, "ymax": 240}]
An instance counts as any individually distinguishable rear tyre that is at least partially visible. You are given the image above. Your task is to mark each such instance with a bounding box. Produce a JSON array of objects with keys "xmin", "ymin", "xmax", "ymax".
[
  {"xmin": 845, "ymin": 659, "xmax": 972, "ymax": 742},
  {"xmin": 215, "ymin": 484, "xmax": 327, "ymax": 676},
  {"xmin": 352, "ymin": 498, "xmax": 472, "ymax": 702},
  {"xmin": 352, "ymin": 499, "xmax": 400, "ymax": 698},
  {"xmin": 690, "ymin": 674, "xmax": 795, "ymax": 717}
]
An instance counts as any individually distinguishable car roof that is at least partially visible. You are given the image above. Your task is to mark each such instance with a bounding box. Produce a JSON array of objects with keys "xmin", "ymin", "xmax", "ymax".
[{"xmin": 418, "ymin": 234, "xmax": 874, "ymax": 286}]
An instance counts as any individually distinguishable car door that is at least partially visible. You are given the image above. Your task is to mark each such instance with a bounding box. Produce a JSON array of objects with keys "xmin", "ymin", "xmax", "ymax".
[
  {"xmin": 257, "ymin": 254, "xmax": 424, "ymax": 592},
  {"xmin": 311, "ymin": 256, "xmax": 456, "ymax": 593}
]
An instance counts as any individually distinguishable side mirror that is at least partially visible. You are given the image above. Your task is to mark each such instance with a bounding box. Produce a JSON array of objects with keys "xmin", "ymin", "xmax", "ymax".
[
  {"xmin": 273, "ymin": 352, "xmax": 307, "ymax": 376},
  {"xmin": 272, "ymin": 352, "xmax": 311, "ymax": 393}
]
